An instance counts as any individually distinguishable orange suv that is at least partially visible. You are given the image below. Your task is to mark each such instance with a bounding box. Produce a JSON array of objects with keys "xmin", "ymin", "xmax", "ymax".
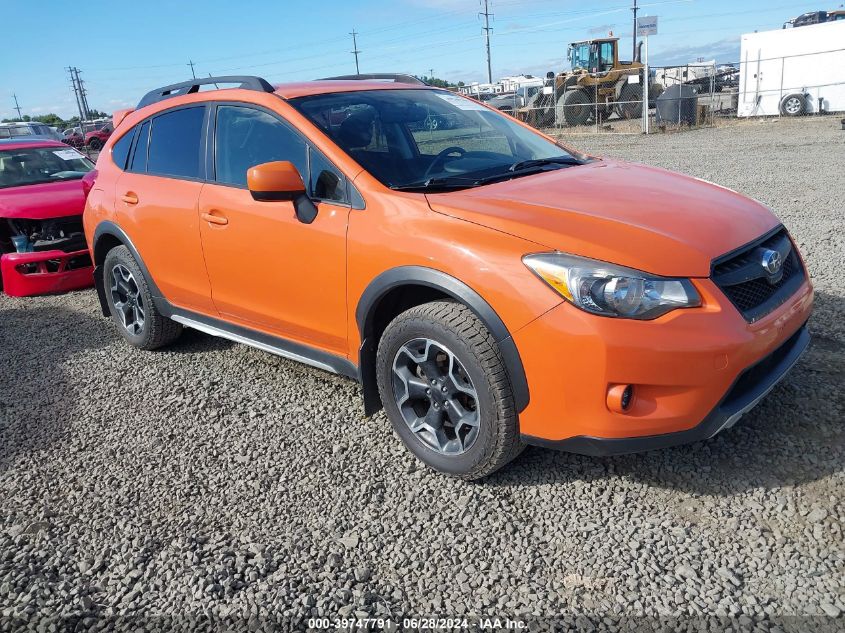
[{"xmin": 84, "ymin": 75, "xmax": 813, "ymax": 478}]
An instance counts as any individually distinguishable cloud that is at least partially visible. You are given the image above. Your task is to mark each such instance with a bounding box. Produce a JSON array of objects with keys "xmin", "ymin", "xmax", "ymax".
[
  {"xmin": 588, "ymin": 23, "xmax": 616, "ymax": 35},
  {"xmin": 653, "ymin": 37, "xmax": 741, "ymax": 66}
]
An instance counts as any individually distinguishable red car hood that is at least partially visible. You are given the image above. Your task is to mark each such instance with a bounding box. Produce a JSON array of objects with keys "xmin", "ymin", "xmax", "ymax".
[
  {"xmin": 0, "ymin": 179, "xmax": 86, "ymax": 220},
  {"xmin": 426, "ymin": 159, "xmax": 780, "ymax": 278}
]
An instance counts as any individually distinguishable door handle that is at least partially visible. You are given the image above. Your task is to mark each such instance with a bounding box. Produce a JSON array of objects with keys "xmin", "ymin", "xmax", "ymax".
[
  {"xmin": 201, "ymin": 211, "xmax": 228, "ymax": 226},
  {"xmin": 121, "ymin": 192, "xmax": 139, "ymax": 205}
]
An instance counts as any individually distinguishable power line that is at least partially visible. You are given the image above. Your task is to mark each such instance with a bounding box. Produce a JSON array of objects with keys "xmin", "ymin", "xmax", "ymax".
[
  {"xmin": 350, "ymin": 30, "xmax": 361, "ymax": 73},
  {"xmin": 12, "ymin": 94, "xmax": 22, "ymax": 120},
  {"xmin": 480, "ymin": 0, "xmax": 494, "ymax": 83}
]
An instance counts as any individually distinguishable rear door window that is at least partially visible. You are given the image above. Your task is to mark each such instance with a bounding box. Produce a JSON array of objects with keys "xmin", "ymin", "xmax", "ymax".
[{"xmin": 147, "ymin": 106, "xmax": 205, "ymax": 179}]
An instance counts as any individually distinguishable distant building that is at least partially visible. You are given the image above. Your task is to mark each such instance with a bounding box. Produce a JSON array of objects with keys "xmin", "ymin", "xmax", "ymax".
[
  {"xmin": 498, "ymin": 75, "xmax": 544, "ymax": 93},
  {"xmin": 459, "ymin": 75, "xmax": 543, "ymax": 97}
]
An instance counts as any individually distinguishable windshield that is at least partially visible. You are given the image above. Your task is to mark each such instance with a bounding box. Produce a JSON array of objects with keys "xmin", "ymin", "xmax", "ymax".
[
  {"xmin": 0, "ymin": 146, "xmax": 94, "ymax": 189},
  {"xmin": 291, "ymin": 89, "xmax": 582, "ymax": 190},
  {"xmin": 571, "ymin": 43, "xmax": 593, "ymax": 71}
]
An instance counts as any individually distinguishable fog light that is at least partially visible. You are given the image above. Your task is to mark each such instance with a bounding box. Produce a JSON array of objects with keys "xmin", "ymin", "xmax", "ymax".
[{"xmin": 607, "ymin": 384, "xmax": 634, "ymax": 414}]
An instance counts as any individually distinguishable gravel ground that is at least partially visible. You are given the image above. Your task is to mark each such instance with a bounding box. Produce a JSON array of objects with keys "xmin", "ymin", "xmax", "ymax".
[{"xmin": 1, "ymin": 117, "xmax": 843, "ymax": 631}]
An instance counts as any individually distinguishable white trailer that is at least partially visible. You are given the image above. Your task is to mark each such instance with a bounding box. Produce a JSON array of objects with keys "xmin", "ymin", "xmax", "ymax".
[{"xmin": 738, "ymin": 20, "xmax": 845, "ymax": 117}]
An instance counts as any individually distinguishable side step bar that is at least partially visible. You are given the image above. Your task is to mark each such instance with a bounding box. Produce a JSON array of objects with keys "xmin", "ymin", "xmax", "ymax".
[{"xmin": 170, "ymin": 311, "xmax": 358, "ymax": 380}]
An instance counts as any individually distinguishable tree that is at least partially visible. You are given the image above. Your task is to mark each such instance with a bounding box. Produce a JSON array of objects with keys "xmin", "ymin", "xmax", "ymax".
[
  {"xmin": 420, "ymin": 75, "xmax": 455, "ymax": 88},
  {"xmin": 87, "ymin": 109, "xmax": 109, "ymax": 119},
  {"xmin": 32, "ymin": 114, "xmax": 64, "ymax": 127}
]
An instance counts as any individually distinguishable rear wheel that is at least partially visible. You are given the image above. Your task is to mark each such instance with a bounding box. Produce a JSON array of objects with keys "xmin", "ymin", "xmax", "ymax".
[
  {"xmin": 780, "ymin": 94, "xmax": 807, "ymax": 116},
  {"xmin": 376, "ymin": 301, "xmax": 523, "ymax": 479},
  {"xmin": 88, "ymin": 137, "xmax": 102, "ymax": 151},
  {"xmin": 103, "ymin": 246, "xmax": 182, "ymax": 350}
]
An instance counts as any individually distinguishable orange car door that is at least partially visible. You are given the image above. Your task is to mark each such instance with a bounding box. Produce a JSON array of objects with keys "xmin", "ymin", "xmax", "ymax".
[
  {"xmin": 197, "ymin": 104, "xmax": 349, "ymax": 355},
  {"xmin": 115, "ymin": 107, "xmax": 214, "ymax": 314}
]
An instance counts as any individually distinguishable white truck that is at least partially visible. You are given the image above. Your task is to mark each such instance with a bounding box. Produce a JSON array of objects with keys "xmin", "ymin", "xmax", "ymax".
[{"xmin": 738, "ymin": 19, "xmax": 845, "ymax": 117}]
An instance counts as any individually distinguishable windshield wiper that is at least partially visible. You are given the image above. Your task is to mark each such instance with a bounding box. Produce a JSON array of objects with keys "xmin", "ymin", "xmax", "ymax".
[
  {"xmin": 508, "ymin": 156, "xmax": 582, "ymax": 172},
  {"xmin": 390, "ymin": 177, "xmax": 481, "ymax": 192},
  {"xmin": 391, "ymin": 157, "xmax": 584, "ymax": 192}
]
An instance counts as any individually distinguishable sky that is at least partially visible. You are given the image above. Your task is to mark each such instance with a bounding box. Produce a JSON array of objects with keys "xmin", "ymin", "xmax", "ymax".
[{"xmin": 2, "ymin": 0, "xmax": 840, "ymax": 120}]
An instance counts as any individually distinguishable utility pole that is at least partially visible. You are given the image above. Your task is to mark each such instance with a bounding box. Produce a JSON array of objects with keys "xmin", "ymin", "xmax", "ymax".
[
  {"xmin": 188, "ymin": 60, "xmax": 197, "ymax": 79},
  {"xmin": 632, "ymin": 0, "xmax": 639, "ymax": 60},
  {"xmin": 350, "ymin": 30, "xmax": 361, "ymax": 74},
  {"xmin": 73, "ymin": 68, "xmax": 90, "ymax": 121},
  {"xmin": 430, "ymin": 68, "xmax": 434, "ymax": 81},
  {"xmin": 12, "ymin": 94, "xmax": 22, "ymax": 120},
  {"xmin": 480, "ymin": 0, "xmax": 493, "ymax": 84},
  {"xmin": 67, "ymin": 67, "xmax": 87, "ymax": 127}
]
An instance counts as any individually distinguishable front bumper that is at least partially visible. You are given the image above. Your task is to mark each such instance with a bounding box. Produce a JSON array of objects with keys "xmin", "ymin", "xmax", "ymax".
[
  {"xmin": 513, "ymin": 276, "xmax": 813, "ymax": 448},
  {"xmin": 523, "ymin": 324, "xmax": 810, "ymax": 455},
  {"xmin": 1, "ymin": 249, "xmax": 93, "ymax": 297}
]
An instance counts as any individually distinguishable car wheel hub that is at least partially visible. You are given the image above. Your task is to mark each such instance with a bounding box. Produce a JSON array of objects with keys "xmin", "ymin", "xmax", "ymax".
[
  {"xmin": 110, "ymin": 264, "xmax": 145, "ymax": 336},
  {"xmin": 391, "ymin": 338, "xmax": 480, "ymax": 455}
]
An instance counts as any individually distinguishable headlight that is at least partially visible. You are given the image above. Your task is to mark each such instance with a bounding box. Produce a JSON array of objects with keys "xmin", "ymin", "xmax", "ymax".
[{"xmin": 523, "ymin": 252, "xmax": 701, "ymax": 320}]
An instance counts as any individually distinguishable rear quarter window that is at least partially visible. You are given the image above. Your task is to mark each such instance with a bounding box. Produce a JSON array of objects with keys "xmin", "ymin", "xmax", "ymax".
[{"xmin": 111, "ymin": 128, "xmax": 135, "ymax": 170}]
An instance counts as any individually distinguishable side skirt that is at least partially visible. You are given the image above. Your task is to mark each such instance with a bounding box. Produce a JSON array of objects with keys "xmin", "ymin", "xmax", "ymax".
[{"xmin": 169, "ymin": 308, "xmax": 359, "ymax": 381}]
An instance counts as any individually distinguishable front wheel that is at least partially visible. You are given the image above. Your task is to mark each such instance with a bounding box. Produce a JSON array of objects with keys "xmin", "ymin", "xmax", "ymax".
[
  {"xmin": 103, "ymin": 245, "xmax": 182, "ymax": 350},
  {"xmin": 376, "ymin": 301, "xmax": 524, "ymax": 479},
  {"xmin": 617, "ymin": 84, "xmax": 643, "ymax": 119},
  {"xmin": 88, "ymin": 137, "xmax": 102, "ymax": 151}
]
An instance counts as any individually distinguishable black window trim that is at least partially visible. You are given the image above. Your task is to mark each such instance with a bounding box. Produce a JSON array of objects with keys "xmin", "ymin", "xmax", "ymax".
[
  {"xmin": 110, "ymin": 99, "xmax": 365, "ymax": 209},
  {"xmin": 207, "ymin": 100, "xmax": 364, "ymax": 209},
  {"xmin": 127, "ymin": 119, "xmax": 151, "ymax": 175}
]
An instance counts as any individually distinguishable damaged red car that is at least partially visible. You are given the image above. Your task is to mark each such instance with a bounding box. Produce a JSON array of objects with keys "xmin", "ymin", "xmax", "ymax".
[{"xmin": 0, "ymin": 139, "xmax": 95, "ymax": 296}]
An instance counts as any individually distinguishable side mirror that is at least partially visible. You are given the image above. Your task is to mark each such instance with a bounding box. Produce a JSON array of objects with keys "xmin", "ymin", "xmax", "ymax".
[{"xmin": 247, "ymin": 161, "xmax": 317, "ymax": 224}]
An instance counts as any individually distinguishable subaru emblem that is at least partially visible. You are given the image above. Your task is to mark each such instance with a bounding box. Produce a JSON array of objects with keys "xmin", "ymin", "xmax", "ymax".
[{"xmin": 761, "ymin": 249, "xmax": 783, "ymax": 275}]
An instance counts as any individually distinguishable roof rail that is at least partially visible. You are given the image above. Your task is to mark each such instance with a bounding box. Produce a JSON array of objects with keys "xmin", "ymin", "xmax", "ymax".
[
  {"xmin": 318, "ymin": 73, "xmax": 428, "ymax": 86},
  {"xmin": 136, "ymin": 76, "xmax": 275, "ymax": 109}
]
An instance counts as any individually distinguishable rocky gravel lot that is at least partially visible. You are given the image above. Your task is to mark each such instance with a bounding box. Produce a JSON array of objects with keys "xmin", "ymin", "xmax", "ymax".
[{"xmin": 1, "ymin": 116, "xmax": 843, "ymax": 631}]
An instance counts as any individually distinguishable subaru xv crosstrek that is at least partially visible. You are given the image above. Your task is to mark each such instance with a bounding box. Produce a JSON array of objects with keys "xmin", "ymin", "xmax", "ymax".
[{"xmin": 83, "ymin": 75, "xmax": 812, "ymax": 479}]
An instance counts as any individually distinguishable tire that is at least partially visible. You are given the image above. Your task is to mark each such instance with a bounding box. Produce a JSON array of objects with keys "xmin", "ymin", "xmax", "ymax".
[
  {"xmin": 780, "ymin": 93, "xmax": 807, "ymax": 116},
  {"xmin": 617, "ymin": 83, "xmax": 643, "ymax": 119},
  {"xmin": 649, "ymin": 83, "xmax": 664, "ymax": 107},
  {"xmin": 376, "ymin": 301, "xmax": 524, "ymax": 480},
  {"xmin": 556, "ymin": 89, "xmax": 591, "ymax": 126},
  {"xmin": 103, "ymin": 245, "xmax": 182, "ymax": 350},
  {"xmin": 88, "ymin": 137, "xmax": 102, "ymax": 150},
  {"xmin": 525, "ymin": 92, "xmax": 554, "ymax": 128}
]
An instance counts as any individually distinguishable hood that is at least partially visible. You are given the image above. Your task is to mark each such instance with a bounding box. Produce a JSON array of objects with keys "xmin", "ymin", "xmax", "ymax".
[
  {"xmin": 0, "ymin": 179, "xmax": 87, "ymax": 220},
  {"xmin": 426, "ymin": 159, "xmax": 780, "ymax": 278}
]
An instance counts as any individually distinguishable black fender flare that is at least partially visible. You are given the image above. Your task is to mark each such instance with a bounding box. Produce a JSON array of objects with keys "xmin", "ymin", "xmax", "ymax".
[
  {"xmin": 91, "ymin": 222, "xmax": 171, "ymax": 318},
  {"xmin": 355, "ymin": 266, "xmax": 530, "ymax": 416}
]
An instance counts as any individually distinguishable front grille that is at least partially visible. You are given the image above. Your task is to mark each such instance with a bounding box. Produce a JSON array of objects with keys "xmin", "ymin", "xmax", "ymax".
[{"xmin": 712, "ymin": 227, "xmax": 805, "ymax": 323}]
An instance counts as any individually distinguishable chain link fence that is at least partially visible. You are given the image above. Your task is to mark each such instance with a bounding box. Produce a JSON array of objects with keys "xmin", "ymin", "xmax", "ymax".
[
  {"xmin": 737, "ymin": 46, "xmax": 845, "ymax": 118},
  {"xmin": 478, "ymin": 44, "xmax": 845, "ymax": 136},
  {"xmin": 478, "ymin": 63, "xmax": 724, "ymax": 136},
  {"xmin": 56, "ymin": 118, "xmax": 112, "ymax": 160}
]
